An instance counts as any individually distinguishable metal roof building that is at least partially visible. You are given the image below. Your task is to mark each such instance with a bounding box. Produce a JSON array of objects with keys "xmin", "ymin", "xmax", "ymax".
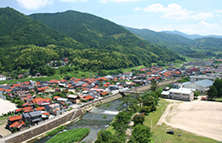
[{"xmin": 182, "ymin": 79, "xmax": 213, "ymax": 92}]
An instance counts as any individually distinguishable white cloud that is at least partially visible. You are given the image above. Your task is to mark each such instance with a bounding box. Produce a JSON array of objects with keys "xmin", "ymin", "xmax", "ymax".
[
  {"xmin": 133, "ymin": 7, "xmax": 141, "ymax": 11},
  {"xmin": 60, "ymin": 0, "xmax": 88, "ymax": 3},
  {"xmin": 214, "ymin": 10, "xmax": 222, "ymax": 13},
  {"xmin": 191, "ymin": 12, "xmax": 214, "ymax": 20},
  {"xmin": 143, "ymin": 3, "xmax": 164, "ymax": 12},
  {"xmin": 99, "ymin": 0, "xmax": 140, "ymax": 4},
  {"xmin": 142, "ymin": 3, "xmax": 214, "ymax": 20},
  {"xmin": 16, "ymin": 0, "xmax": 53, "ymax": 10}
]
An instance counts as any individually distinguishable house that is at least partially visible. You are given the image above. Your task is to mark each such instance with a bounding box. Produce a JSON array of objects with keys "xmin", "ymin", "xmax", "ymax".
[
  {"xmin": 22, "ymin": 113, "xmax": 31, "ymax": 124},
  {"xmin": 0, "ymin": 75, "xmax": 6, "ymax": 81},
  {"xmin": 190, "ymin": 75, "xmax": 216, "ymax": 82},
  {"xmin": 67, "ymin": 95, "xmax": 80, "ymax": 103},
  {"xmin": 168, "ymin": 88, "xmax": 194, "ymax": 101},
  {"xmin": 8, "ymin": 115, "xmax": 23, "ymax": 126},
  {"xmin": 182, "ymin": 79, "xmax": 213, "ymax": 92},
  {"xmin": 49, "ymin": 103, "xmax": 60, "ymax": 114},
  {"xmin": 9, "ymin": 121, "xmax": 25, "ymax": 131},
  {"xmin": 29, "ymin": 111, "xmax": 42, "ymax": 125},
  {"xmin": 123, "ymin": 72, "xmax": 133, "ymax": 78},
  {"xmin": 80, "ymin": 95, "xmax": 94, "ymax": 101},
  {"xmin": 35, "ymin": 106, "xmax": 45, "ymax": 111},
  {"xmin": 42, "ymin": 112, "xmax": 50, "ymax": 119},
  {"xmin": 171, "ymin": 82, "xmax": 182, "ymax": 89}
]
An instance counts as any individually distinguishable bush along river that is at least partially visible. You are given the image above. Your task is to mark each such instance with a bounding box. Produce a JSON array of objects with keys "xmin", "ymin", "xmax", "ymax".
[{"xmin": 34, "ymin": 99, "xmax": 121, "ymax": 143}]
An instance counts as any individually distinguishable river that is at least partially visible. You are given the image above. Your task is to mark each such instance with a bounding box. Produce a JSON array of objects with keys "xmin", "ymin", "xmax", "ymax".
[{"xmin": 34, "ymin": 99, "xmax": 122, "ymax": 143}]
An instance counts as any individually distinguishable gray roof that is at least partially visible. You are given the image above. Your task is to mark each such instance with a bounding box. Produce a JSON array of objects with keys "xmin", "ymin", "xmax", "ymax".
[
  {"xmin": 23, "ymin": 113, "xmax": 30, "ymax": 118},
  {"xmin": 182, "ymin": 82, "xmax": 191, "ymax": 85},
  {"xmin": 29, "ymin": 111, "xmax": 42, "ymax": 117},
  {"xmin": 195, "ymin": 79, "xmax": 213, "ymax": 87}
]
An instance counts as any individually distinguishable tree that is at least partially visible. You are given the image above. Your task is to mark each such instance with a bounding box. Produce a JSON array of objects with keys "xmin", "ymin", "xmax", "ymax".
[
  {"xmin": 117, "ymin": 94, "xmax": 135, "ymax": 112},
  {"xmin": 95, "ymin": 130, "xmax": 113, "ymax": 143},
  {"xmin": 140, "ymin": 106, "xmax": 151, "ymax": 114},
  {"xmin": 133, "ymin": 114, "xmax": 145, "ymax": 125},
  {"xmin": 213, "ymin": 78, "xmax": 222, "ymax": 98},
  {"xmin": 207, "ymin": 86, "xmax": 218, "ymax": 100},
  {"xmin": 150, "ymin": 80, "xmax": 158, "ymax": 91},
  {"xmin": 128, "ymin": 124, "xmax": 151, "ymax": 143},
  {"xmin": 111, "ymin": 112, "xmax": 131, "ymax": 135},
  {"xmin": 95, "ymin": 130, "xmax": 124, "ymax": 143},
  {"xmin": 193, "ymin": 91, "xmax": 200, "ymax": 98}
]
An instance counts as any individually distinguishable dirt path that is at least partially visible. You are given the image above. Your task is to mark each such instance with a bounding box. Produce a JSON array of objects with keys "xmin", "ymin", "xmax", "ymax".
[{"xmin": 157, "ymin": 99, "xmax": 222, "ymax": 141}]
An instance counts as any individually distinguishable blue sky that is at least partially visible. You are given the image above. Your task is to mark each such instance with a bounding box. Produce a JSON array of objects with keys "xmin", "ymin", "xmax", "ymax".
[{"xmin": 1, "ymin": 0, "xmax": 222, "ymax": 36}]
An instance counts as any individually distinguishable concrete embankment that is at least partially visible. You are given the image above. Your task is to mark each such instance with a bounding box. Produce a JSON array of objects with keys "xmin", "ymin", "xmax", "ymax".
[{"xmin": 1, "ymin": 79, "xmax": 178, "ymax": 143}]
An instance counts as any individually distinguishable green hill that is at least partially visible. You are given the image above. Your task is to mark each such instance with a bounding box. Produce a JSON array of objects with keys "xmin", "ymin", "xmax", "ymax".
[
  {"xmin": 0, "ymin": 7, "xmax": 184, "ymax": 75},
  {"xmin": 125, "ymin": 26, "xmax": 222, "ymax": 58},
  {"xmin": 29, "ymin": 10, "xmax": 184, "ymax": 66},
  {"xmin": 124, "ymin": 26, "xmax": 195, "ymax": 55}
]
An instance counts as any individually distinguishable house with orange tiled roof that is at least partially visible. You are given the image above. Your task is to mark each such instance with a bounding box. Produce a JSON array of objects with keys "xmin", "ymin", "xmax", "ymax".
[
  {"xmin": 9, "ymin": 120, "xmax": 25, "ymax": 131},
  {"xmin": 80, "ymin": 95, "xmax": 94, "ymax": 101},
  {"xmin": 8, "ymin": 115, "xmax": 23, "ymax": 126},
  {"xmin": 49, "ymin": 79, "xmax": 60, "ymax": 85},
  {"xmin": 35, "ymin": 106, "xmax": 45, "ymax": 111},
  {"xmin": 100, "ymin": 92, "xmax": 108, "ymax": 97}
]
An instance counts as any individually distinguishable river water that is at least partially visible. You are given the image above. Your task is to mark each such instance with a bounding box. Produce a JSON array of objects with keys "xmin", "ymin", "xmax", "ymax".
[{"xmin": 34, "ymin": 99, "xmax": 122, "ymax": 143}]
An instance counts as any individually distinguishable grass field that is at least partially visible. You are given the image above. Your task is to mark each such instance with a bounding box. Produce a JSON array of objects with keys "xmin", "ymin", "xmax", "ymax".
[
  {"xmin": 46, "ymin": 128, "xmax": 90, "ymax": 143},
  {"xmin": 122, "ymin": 65, "xmax": 146, "ymax": 72},
  {"xmin": 144, "ymin": 99, "xmax": 218, "ymax": 143}
]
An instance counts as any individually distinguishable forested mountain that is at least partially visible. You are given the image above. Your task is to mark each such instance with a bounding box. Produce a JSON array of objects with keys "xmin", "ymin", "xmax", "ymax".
[
  {"xmin": 28, "ymin": 10, "xmax": 184, "ymax": 67},
  {"xmin": 162, "ymin": 30, "xmax": 222, "ymax": 40},
  {"xmin": 161, "ymin": 30, "xmax": 203, "ymax": 40},
  {"xmin": 125, "ymin": 26, "xmax": 222, "ymax": 58},
  {"xmin": 0, "ymin": 7, "xmax": 184, "ymax": 75},
  {"xmin": 0, "ymin": 7, "xmax": 83, "ymax": 74}
]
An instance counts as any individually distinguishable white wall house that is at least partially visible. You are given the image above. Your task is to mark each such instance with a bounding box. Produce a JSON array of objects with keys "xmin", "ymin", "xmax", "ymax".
[
  {"xmin": 168, "ymin": 88, "xmax": 194, "ymax": 101},
  {"xmin": 161, "ymin": 88, "xmax": 194, "ymax": 101},
  {"xmin": 0, "ymin": 75, "xmax": 6, "ymax": 81}
]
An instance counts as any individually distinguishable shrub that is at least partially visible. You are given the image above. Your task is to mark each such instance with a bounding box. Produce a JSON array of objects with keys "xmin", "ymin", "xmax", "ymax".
[
  {"xmin": 46, "ymin": 125, "xmax": 67, "ymax": 137},
  {"xmin": 133, "ymin": 114, "xmax": 145, "ymax": 125},
  {"xmin": 46, "ymin": 128, "xmax": 90, "ymax": 143}
]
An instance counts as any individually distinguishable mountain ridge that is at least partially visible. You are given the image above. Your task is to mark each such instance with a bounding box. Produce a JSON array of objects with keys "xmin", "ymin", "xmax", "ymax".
[{"xmin": 0, "ymin": 7, "xmax": 184, "ymax": 73}]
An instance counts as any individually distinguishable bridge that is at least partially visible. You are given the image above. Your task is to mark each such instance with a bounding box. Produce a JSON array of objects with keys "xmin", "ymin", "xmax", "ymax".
[{"xmin": 119, "ymin": 90, "xmax": 145, "ymax": 97}]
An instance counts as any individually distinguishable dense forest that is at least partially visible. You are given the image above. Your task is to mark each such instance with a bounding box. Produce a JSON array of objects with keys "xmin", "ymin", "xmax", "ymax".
[
  {"xmin": 125, "ymin": 26, "xmax": 222, "ymax": 58},
  {"xmin": 0, "ymin": 7, "xmax": 184, "ymax": 76}
]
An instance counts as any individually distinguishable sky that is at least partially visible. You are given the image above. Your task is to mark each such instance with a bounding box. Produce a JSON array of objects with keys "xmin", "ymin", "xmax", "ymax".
[{"xmin": 1, "ymin": 0, "xmax": 222, "ymax": 36}]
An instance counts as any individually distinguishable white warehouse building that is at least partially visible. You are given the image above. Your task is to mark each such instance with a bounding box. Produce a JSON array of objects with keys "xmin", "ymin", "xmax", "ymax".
[{"xmin": 182, "ymin": 79, "xmax": 213, "ymax": 92}]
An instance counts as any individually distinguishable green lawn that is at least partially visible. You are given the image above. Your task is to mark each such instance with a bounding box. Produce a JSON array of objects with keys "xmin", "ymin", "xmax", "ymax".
[
  {"xmin": 122, "ymin": 65, "xmax": 146, "ymax": 72},
  {"xmin": 152, "ymin": 123, "xmax": 217, "ymax": 143},
  {"xmin": 144, "ymin": 98, "xmax": 169, "ymax": 131},
  {"xmin": 144, "ymin": 98, "xmax": 218, "ymax": 143},
  {"xmin": 213, "ymin": 98, "xmax": 222, "ymax": 102}
]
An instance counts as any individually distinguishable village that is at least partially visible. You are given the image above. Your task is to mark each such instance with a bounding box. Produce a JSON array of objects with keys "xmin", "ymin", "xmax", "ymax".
[{"xmin": 0, "ymin": 60, "xmax": 222, "ymax": 138}]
